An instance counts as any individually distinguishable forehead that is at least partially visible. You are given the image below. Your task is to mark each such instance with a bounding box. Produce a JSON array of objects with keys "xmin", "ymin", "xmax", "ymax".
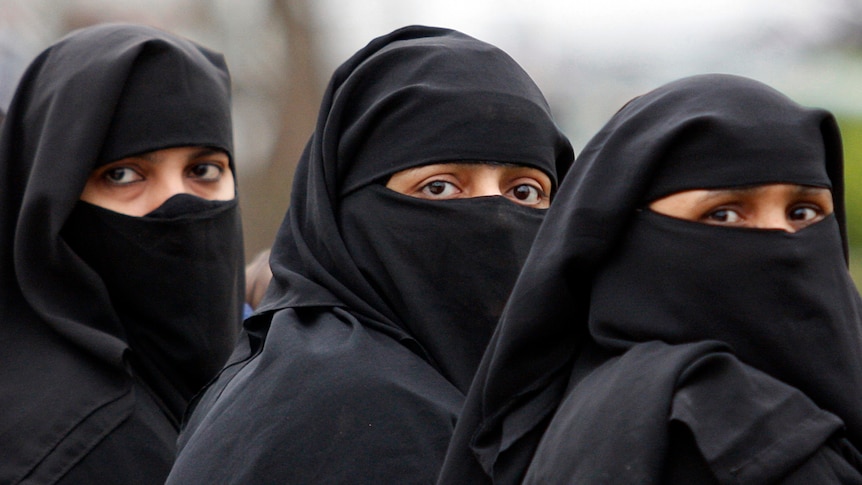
[
  {"xmin": 653, "ymin": 183, "xmax": 833, "ymax": 205},
  {"xmin": 692, "ymin": 184, "xmax": 831, "ymax": 197},
  {"xmin": 105, "ymin": 146, "xmax": 229, "ymax": 164},
  {"xmin": 395, "ymin": 161, "xmax": 550, "ymax": 177}
]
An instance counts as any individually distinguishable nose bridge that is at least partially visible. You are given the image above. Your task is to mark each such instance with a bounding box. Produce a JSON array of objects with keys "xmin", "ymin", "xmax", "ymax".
[
  {"xmin": 755, "ymin": 206, "xmax": 794, "ymax": 232},
  {"xmin": 471, "ymin": 170, "xmax": 504, "ymax": 197},
  {"xmin": 149, "ymin": 167, "xmax": 189, "ymax": 210}
]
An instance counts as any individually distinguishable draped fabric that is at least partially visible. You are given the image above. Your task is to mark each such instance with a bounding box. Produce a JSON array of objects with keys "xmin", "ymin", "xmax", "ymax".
[
  {"xmin": 0, "ymin": 23, "xmax": 243, "ymax": 484},
  {"xmin": 62, "ymin": 195, "xmax": 243, "ymax": 418},
  {"xmin": 439, "ymin": 74, "xmax": 862, "ymax": 484},
  {"xmin": 168, "ymin": 25, "xmax": 573, "ymax": 484}
]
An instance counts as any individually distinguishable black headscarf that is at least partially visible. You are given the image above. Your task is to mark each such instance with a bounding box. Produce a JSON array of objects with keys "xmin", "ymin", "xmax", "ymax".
[
  {"xmin": 0, "ymin": 23, "xmax": 243, "ymax": 483},
  {"xmin": 168, "ymin": 25, "xmax": 572, "ymax": 484},
  {"xmin": 439, "ymin": 74, "xmax": 862, "ymax": 483}
]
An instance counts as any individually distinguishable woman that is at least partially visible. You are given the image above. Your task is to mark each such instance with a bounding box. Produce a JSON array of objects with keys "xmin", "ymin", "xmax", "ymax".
[
  {"xmin": 167, "ymin": 25, "xmax": 573, "ymax": 484},
  {"xmin": 0, "ymin": 24, "xmax": 244, "ymax": 483},
  {"xmin": 439, "ymin": 74, "xmax": 862, "ymax": 484}
]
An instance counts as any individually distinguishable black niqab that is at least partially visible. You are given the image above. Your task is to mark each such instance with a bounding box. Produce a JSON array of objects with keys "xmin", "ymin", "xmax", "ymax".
[
  {"xmin": 340, "ymin": 186, "xmax": 549, "ymax": 391},
  {"xmin": 168, "ymin": 25, "xmax": 572, "ymax": 484},
  {"xmin": 0, "ymin": 23, "xmax": 243, "ymax": 483},
  {"xmin": 62, "ymin": 195, "xmax": 242, "ymax": 418},
  {"xmin": 439, "ymin": 74, "xmax": 862, "ymax": 483}
]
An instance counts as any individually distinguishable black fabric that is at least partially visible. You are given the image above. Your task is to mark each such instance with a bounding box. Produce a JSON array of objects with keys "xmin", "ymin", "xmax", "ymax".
[
  {"xmin": 62, "ymin": 195, "xmax": 243, "ymax": 419},
  {"xmin": 168, "ymin": 25, "xmax": 573, "ymax": 484},
  {"xmin": 589, "ymin": 210, "xmax": 862, "ymax": 442},
  {"xmin": 339, "ymin": 185, "xmax": 545, "ymax": 391},
  {"xmin": 439, "ymin": 73, "xmax": 862, "ymax": 484},
  {"xmin": 0, "ymin": 23, "xmax": 243, "ymax": 484},
  {"xmin": 97, "ymin": 37, "xmax": 233, "ymax": 166},
  {"xmin": 55, "ymin": 381, "xmax": 177, "ymax": 485},
  {"xmin": 522, "ymin": 342, "xmax": 844, "ymax": 484},
  {"xmin": 172, "ymin": 307, "xmax": 466, "ymax": 484}
]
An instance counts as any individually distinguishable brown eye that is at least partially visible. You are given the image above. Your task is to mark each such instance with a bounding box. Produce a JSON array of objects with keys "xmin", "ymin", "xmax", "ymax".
[
  {"xmin": 420, "ymin": 180, "xmax": 458, "ymax": 197},
  {"xmin": 788, "ymin": 206, "xmax": 820, "ymax": 222},
  {"xmin": 103, "ymin": 167, "xmax": 142, "ymax": 185},
  {"xmin": 704, "ymin": 208, "xmax": 741, "ymax": 223},
  {"xmin": 505, "ymin": 182, "xmax": 548, "ymax": 207},
  {"xmin": 511, "ymin": 184, "xmax": 539, "ymax": 202},
  {"xmin": 188, "ymin": 163, "xmax": 223, "ymax": 181}
]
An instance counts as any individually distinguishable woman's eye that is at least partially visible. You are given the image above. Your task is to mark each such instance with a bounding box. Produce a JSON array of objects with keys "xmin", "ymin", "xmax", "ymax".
[
  {"xmin": 789, "ymin": 205, "xmax": 821, "ymax": 222},
  {"xmin": 103, "ymin": 167, "xmax": 142, "ymax": 185},
  {"xmin": 188, "ymin": 163, "xmax": 223, "ymax": 181},
  {"xmin": 508, "ymin": 184, "xmax": 543, "ymax": 204},
  {"xmin": 705, "ymin": 208, "xmax": 741, "ymax": 223},
  {"xmin": 420, "ymin": 180, "xmax": 458, "ymax": 197}
]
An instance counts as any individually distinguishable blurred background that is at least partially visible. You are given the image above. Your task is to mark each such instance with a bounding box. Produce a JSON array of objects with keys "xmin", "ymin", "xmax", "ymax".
[{"xmin": 3, "ymin": 0, "xmax": 861, "ymax": 274}]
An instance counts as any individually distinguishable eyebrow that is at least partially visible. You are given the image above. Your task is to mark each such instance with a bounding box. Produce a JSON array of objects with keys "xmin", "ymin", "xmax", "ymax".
[
  {"xmin": 794, "ymin": 185, "xmax": 831, "ymax": 196},
  {"xmin": 189, "ymin": 147, "xmax": 226, "ymax": 159},
  {"xmin": 688, "ymin": 186, "xmax": 758, "ymax": 205},
  {"xmin": 134, "ymin": 147, "xmax": 226, "ymax": 163},
  {"xmin": 690, "ymin": 185, "xmax": 830, "ymax": 204}
]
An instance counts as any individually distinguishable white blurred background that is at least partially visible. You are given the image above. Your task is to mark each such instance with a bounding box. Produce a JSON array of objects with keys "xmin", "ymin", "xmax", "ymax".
[{"xmin": 2, "ymin": 0, "xmax": 861, "ymax": 261}]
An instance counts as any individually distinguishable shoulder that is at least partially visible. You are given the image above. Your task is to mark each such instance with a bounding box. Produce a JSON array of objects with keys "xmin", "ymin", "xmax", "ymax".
[
  {"xmin": 253, "ymin": 306, "xmax": 461, "ymax": 407},
  {"xmin": 0, "ymin": 325, "xmax": 137, "ymax": 485},
  {"xmin": 170, "ymin": 307, "xmax": 462, "ymax": 484},
  {"xmin": 57, "ymin": 382, "xmax": 176, "ymax": 484},
  {"xmin": 9, "ymin": 379, "xmax": 175, "ymax": 485}
]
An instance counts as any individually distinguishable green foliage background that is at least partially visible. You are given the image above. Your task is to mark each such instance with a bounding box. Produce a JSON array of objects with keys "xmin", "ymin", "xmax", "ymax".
[{"xmin": 840, "ymin": 116, "xmax": 862, "ymax": 283}]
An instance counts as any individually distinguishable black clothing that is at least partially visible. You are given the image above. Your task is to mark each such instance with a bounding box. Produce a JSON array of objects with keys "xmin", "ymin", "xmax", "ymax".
[
  {"xmin": 339, "ymin": 186, "xmax": 547, "ymax": 391},
  {"xmin": 55, "ymin": 381, "xmax": 177, "ymax": 485},
  {"xmin": 168, "ymin": 25, "xmax": 573, "ymax": 484},
  {"xmin": 62, "ymin": 195, "xmax": 243, "ymax": 418},
  {"xmin": 438, "ymin": 74, "xmax": 862, "ymax": 484},
  {"xmin": 0, "ymin": 24, "xmax": 243, "ymax": 484}
]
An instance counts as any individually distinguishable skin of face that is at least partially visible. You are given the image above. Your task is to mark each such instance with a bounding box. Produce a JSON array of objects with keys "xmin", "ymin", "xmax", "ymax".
[
  {"xmin": 80, "ymin": 146, "xmax": 235, "ymax": 216},
  {"xmin": 648, "ymin": 183, "xmax": 834, "ymax": 233},
  {"xmin": 385, "ymin": 163, "xmax": 553, "ymax": 208}
]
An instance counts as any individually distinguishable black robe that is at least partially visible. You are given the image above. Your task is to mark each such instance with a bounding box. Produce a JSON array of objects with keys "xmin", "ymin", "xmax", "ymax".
[
  {"xmin": 439, "ymin": 74, "xmax": 862, "ymax": 484},
  {"xmin": 168, "ymin": 25, "xmax": 573, "ymax": 484},
  {"xmin": 0, "ymin": 23, "xmax": 244, "ymax": 484}
]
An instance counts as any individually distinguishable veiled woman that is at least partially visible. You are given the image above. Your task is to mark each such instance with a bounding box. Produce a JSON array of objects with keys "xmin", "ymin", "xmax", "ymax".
[
  {"xmin": 0, "ymin": 24, "xmax": 244, "ymax": 484},
  {"xmin": 439, "ymin": 74, "xmax": 862, "ymax": 484},
  {"xmin": 168, "ymin": 25, "xmax": 573, "ymax": 484}
]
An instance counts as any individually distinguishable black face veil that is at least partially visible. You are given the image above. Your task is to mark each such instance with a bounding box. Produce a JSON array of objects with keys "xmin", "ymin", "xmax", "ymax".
[
  {"xmin": 259, "ymin": 25, "xmax": 573, "ymax": 392},
  {"xmin": 440, "ymin": 74, "xmax": 862, "ymax": 483},
  {"xmin": 0, "ymin": 23, "xmax": 243, "ymax": 483}
]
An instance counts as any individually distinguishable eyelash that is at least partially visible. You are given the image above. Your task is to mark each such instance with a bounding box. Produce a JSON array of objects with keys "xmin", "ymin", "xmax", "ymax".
[
  {"xmin": 508, "ymin": 183, "xmax": 545, "ymax": 203},
  {"xmin": 188, "ymin": 162, "xmax": 225, "ymax": 181},
  {"xmin": 701, "ymin": 202, "xmax": 826, "ymax": 222},
  {"xmin": 418, "ymin": 179, "xmax": 546, "ymax": 195},
  {"xmin": 98, "ymin": 161, "xmax": 225, "ymax": 185},
  {"xmin": 102, "ymin": 166, "xmax": 142, "ymax": 185},
  {"xmin": 420, "ymin": 179, "xmax": 458, "ymax": 196}
]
